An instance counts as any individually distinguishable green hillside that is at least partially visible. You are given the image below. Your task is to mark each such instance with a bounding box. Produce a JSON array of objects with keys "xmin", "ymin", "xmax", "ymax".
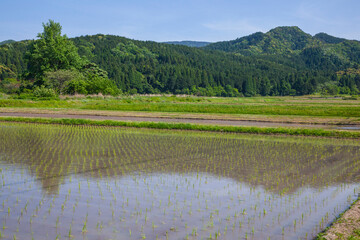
[
  {"xmin": 72, "ymin": 35, "xmax": 298, "ymax": 96},
  {"xmin": 205, "ymin": 26, "xmax": 360, "ymax": 67},
  {"xmin": 0, "ymin": 25, "xmax": 359, "ymax": 97},
  {"xmin": 205, "ymin": 27, "xmax": 316, "ymax": 55}
]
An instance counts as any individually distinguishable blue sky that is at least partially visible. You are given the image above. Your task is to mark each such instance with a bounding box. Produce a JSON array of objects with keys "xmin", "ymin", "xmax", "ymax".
[{"xmin": 1, "ymin": 0, "xmax": 360, "ymax": 42}]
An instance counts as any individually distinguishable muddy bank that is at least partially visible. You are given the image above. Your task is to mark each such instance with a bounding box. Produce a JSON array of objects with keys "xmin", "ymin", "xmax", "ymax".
[
  {"xmin": 320, "ymin": 199, "xmax": 360, "ymax": 239},
  {"xmin": 1, "ymin": 111, "xmax": 360, "ymax": 130}
]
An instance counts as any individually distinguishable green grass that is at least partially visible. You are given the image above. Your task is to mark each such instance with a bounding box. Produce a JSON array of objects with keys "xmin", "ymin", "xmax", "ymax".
[
  {"xmin": 1, "ymin": 97, "xmax": 360, "ymax": 117},
  {"xmin": 1, "ymin": 116, "xmax": 359, "ymax": 138}
]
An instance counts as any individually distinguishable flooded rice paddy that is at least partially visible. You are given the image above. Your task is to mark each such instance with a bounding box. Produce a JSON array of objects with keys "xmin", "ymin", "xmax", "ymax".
[{"xmin": 0, "ymin": 122, "xmax": 360, "ymax": 239}]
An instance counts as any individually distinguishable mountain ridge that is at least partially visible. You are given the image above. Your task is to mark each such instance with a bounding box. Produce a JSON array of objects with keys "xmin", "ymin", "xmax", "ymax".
[
  {"xmin": 0, "ymin": 40, "xmax": 16, "ymax": 46},
  {"xmin": 204, "ymin": 26, "xmax": 360, "ymax": 64},
  {"xmin": 163, "ymin": 41, "xmax": 211, "ymax": 48}
]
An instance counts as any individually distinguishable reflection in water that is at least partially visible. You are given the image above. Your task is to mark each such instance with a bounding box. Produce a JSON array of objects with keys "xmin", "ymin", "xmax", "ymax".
[{"xmin": 0, "ymin": 123, "xmax": 359, "ymax": 239}]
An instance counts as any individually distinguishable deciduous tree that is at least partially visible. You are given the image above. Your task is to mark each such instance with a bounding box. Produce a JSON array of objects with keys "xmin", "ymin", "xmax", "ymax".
[{"xmin": 25, "ymin": 20, "xmax": 82, "ymax": 80}]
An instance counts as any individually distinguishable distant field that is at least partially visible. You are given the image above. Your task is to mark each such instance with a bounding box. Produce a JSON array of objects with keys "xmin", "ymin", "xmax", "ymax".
[{"xmin": 0, "ymin": 96, "xmax": 360, "ymax": 118}]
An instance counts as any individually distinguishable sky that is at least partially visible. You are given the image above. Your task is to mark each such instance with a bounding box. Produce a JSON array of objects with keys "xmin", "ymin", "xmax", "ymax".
[{"xmin": 1, "ymin": 0, "xmax": 360, "ymax": 42}]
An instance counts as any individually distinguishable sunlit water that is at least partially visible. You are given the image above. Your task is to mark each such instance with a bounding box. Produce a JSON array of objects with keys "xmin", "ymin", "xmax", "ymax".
[{"xmin": 0, "ymin": 123, "xmax": 359, "ymax": 239}]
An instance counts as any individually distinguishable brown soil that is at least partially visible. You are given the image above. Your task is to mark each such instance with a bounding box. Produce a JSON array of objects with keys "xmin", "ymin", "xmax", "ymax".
[
  {"xmin": 1, "ymin": 109, "xmax": 360, "ymax": 131},
  {"xmin": 1, "ymin": 107, "xmax": 360, "ymax": 124},
  {"xmin": 322, "ymin": 199, "xmax": 360, "ymax": 239}
]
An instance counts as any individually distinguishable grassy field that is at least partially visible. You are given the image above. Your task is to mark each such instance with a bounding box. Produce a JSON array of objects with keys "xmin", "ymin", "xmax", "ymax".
[{"xmin": 0, "ymin": 95, "xmax": 360, "ymax": 138}]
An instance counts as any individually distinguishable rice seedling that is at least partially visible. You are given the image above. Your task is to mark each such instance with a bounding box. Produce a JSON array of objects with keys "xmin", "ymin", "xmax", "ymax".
[{"xmin": 0, "ymin": 122, "xmax": 359, "ymax": 239}]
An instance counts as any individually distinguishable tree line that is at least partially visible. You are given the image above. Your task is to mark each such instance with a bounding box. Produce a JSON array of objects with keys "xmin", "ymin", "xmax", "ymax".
[{"xmin": 0, "ymin": 21, "xmax": 359, "ymax": 97}]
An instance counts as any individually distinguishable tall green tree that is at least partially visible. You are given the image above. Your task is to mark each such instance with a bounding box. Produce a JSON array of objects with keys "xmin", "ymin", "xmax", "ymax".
[{"xmin": 25, "ymin": 20, "xmax": 82, "ymax": 80}]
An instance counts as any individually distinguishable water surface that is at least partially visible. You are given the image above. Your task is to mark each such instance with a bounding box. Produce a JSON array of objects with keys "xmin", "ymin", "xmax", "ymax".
[{"xmin": 0, "ymin": 123, "xmax": 359, "ymax": 239}]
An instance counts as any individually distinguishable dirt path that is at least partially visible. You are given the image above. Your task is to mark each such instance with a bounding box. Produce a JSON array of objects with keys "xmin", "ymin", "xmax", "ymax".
[
  {"xmin": 1, "ymin": 111, "xmax": 360, "ymax": 131},
  {"xmin": 321, "ymin": 199, "xmax": 360, "ymax": 239},
  {"xmin": 3, "ymin": 107, "xmax": 360, "ymax": 124}
]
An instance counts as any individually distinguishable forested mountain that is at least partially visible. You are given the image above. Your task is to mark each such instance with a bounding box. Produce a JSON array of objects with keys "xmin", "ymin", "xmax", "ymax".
[
  {"xmin": 0, "ymin": 26, "xmax": 359, "ymax": 96},
  {"xmin": 205, "ymin": 27, "xmax": 359, "ymax": 56},
  {"xmin": 0, "ymin": 41, "xmax": 28, "ymax": 80},
  {"xmin": 0, "ymin": 40, "xmax": 15, "ymax": 46},
  {"xmin": 163, "ymin": 41, "xmax": 211, "ymax": 47},
  {"xmin": 205, "ymin": 27, "xmax": 314, "ymax": 54},
  {"xmin": 203, "ymin": 26, "xmax": 360, "ymax": 95},
  {"xmin": 314, "ymin": 33, "xmax": 347, "ymax": 44},
  {"xmin": 205, "ymin": 26, "xmax": 360, "ymax": 68},
  {"xmin": 73, "ymin": 35, "xmax": 304, "ymax": 96}
]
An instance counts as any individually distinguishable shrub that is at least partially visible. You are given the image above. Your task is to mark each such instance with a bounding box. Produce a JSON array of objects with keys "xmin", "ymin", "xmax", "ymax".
[
  {"xmin": 44, "ymin": 69, "xmax": 85, "ymax": 94},
  {"xmin": 0, "ymin": 78, "xmax": 20, "ymax": 94},
  {"xmin": 63, "ymin": 79, "xmax": 88, "ymax": 95},
  {"xmin": 33, "ymin": 85, "xmax": 58, "ymax": 99},
  {"xmin": 342, "ymin": 96, "xmax": 358, "ymax": 100}
]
